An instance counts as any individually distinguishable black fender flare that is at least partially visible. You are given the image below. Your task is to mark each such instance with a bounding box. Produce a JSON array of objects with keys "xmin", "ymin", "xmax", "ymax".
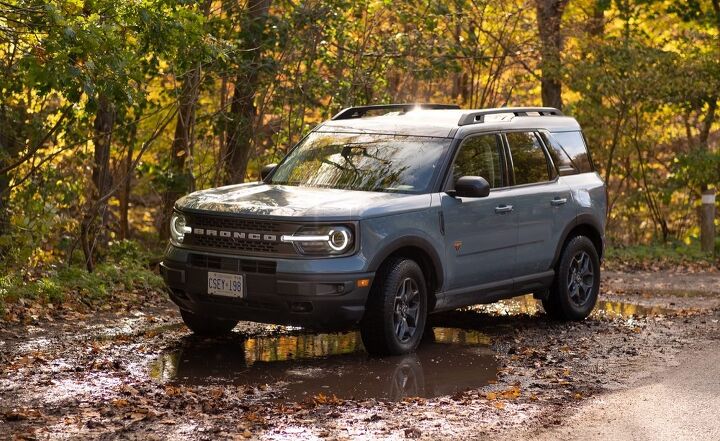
[
  {"xmin": 552, "ymin": 214, "xmax": 605, "ymax": 267},
  {"xmin": 368, "ymin": 235, "xmax": 445, "ymax": 291}
]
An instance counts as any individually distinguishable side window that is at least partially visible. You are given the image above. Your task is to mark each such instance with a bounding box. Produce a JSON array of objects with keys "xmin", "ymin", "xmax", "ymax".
[
  {"xmin": 506, "ymin": 131, "xmax": 551, "ymax": 185},
  {"xmin": 539, "ymin": 132, "xmax": 575, "ymax": 176},
  {"xmin": 550, "ymin": 131, "xmax": 593, "ymax": 173},
  {"xmin": 452, "ymin": 134, "xmax": 505, "ymax": 189}
]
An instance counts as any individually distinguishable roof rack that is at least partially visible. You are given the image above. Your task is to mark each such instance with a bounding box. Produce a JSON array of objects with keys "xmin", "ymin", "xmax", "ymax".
[
  {"xmin": 331, "ymin": 103, "xmax": 461, "ymax": 121},
  {"xmin": 457, "ymin": 107, "xmax": 563, "ymax": 126}
]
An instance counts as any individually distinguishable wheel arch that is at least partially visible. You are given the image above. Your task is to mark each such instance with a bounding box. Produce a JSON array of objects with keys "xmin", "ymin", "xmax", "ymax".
[
  {"xmin": 368, "ymin": 237, "xmax": 444, "ymax": 312},
  {"xmin": 553, "ymin": 215, "xmax": 605, "ymax": 268}
]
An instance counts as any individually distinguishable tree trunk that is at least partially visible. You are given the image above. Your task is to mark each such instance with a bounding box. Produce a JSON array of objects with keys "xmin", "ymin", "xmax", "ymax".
[
  {"xmin": 587, "ymin": 0, "xmax": 606, "ymax": 38},
  {"xmin": 698, "ymin": 99, "xmax": 717, "ymax": 253},
  {"xmin": 534, "ymin": 0, "xmax": 569, "ymax": 110},
  {"xmin": 160, "ymin": 65, "xmax": 203, "ymax": 238},
  {"xmin": 91, "ymin": 95, "xmax": 115, "ymax": 234},
  {"xmin": 701, "ymin": 190, "xmax": 716, "ymax": 253},
  {"xmin": 119, "ymin": 122, "xmax": 137, "ymax": 240},
  {"xmin": 223, "ymin": 0, "xmax": 272, "ymax": 185},
  {"xmin": 0, "ymin": 108, "xmax": 13, "ymax": 236},
  {"xmin": 81, "ymin": 95, "xmax": 116, "ymax": 271},
  {"xmin": 0, "ymin": 103, "xmax": 25, "ymax": 237},
  {"xmin": 159, "ymin": 0, "xmax": 212, "ymax": 239}
]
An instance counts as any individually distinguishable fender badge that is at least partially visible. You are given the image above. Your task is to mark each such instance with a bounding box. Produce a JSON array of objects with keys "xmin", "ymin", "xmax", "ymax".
[{"xmin": 453, "ymin": 241, "xmax": 462, "ymax": 252}]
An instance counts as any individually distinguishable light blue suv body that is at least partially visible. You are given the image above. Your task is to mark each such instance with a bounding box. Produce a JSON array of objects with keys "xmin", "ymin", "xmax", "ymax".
[{"xmin": 161, "ymin": 105, "xmax": 607, "ymax": 355}]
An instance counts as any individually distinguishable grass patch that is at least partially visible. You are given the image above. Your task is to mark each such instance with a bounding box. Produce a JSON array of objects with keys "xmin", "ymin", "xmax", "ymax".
[
  {"xmin": 0, "ymin": 240, "xmax": 164, "ymax": 319},
  {"xmin": 605, "ymin": 242, "xmax": 719, "ymax": 270}
]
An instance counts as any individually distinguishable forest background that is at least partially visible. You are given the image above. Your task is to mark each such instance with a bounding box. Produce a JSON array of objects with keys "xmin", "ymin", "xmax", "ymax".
[{"xmin": 0, "ymin": 0, "xmax": 718, "ymax": 315}]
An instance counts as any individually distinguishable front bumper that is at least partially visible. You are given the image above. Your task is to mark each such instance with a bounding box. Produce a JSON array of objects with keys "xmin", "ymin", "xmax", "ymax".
[{"xmin": 160, "ymin": 248, "xmax": 374, "ymax": 330}]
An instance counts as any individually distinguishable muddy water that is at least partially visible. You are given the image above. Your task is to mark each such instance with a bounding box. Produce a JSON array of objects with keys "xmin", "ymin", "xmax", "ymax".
[
  {"xmin": 148, "ymin": 296, "xmax": 676, "ymax": 402},
  {"xmin": 150, "ymin": 327, "xmax": 497, "ymax": 402},
  {"xmin": 477, "ymin": 294, "xmax": 676, "ymax": 318}
]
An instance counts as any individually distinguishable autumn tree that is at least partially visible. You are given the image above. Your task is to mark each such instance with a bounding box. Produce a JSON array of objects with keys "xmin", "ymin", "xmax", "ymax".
[{"xmin": 534, "ymin": 0, "xmax": 569, "ymax": 109}]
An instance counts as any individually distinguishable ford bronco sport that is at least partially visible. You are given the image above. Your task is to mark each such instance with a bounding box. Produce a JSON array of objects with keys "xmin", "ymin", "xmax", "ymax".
[{"xmin": 161, "ymin": 104, "xmax": 607, "ymax": 355}]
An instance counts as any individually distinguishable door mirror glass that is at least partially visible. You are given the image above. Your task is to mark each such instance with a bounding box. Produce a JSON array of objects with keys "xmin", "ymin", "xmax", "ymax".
[
  {"xmin": 453, "ymin": 176, "xmax": 490, "ymax": 198},
  {"xmin": 261, "ymin": 163, "xmax": 277, "ymax": 180}
]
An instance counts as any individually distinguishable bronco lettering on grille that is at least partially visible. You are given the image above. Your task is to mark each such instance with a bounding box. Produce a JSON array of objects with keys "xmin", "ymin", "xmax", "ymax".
[{"xmin": 189, "ymin": 227, "xmax": 279, "ymax": 241}]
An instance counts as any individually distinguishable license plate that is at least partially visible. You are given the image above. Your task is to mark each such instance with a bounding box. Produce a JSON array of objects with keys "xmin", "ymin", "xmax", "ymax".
[{"xmin": 207, "ymin": 272, "xmax": 244, "ymax": 298}]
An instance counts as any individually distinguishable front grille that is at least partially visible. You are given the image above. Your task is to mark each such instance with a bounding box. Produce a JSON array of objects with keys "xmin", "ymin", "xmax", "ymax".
[
  {"xmin": 182, "ymin": 212, "xmax": 298, "ymax": 256},
  {"xmin": 189, "ymin": 253, "xmax": 277, "ymax": 274},
  {"xmin": 189, "ymin": 235, "xmax": 279, "ymax": 253}
]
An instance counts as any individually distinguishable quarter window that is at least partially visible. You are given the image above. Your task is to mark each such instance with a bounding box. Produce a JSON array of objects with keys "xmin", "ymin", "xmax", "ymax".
[
  {"xmin": 452, "ymin": 134, "xmax": 505, "ymax": 189},
  {"xmin": 506, "ymin": 132, "xmax": 551, "ymax": 185},
  {"xmin": 550, "ymin": 131, "xmax": 593, "ymax": 173},
  {"xmin": 539, "ymin": 132, "xmax": 574, "ymax": 176}
]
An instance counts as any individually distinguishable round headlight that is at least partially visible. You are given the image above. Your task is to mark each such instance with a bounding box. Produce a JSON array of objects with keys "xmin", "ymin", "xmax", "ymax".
[
  {"xmin": 170, "ymin": 213, "xmax": 189, "ymax": 243},
  {"xmin": 282, "ymin": 225, "xmax": 355, "ymax": 255},
  {"xmin": 327, "ymin": 227, "xmax": 351, "ymax": 251}
]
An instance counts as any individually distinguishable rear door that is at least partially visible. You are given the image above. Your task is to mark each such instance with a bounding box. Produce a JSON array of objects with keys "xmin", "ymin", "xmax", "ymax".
[
  {"xmin": 504, "ymin": 131, "xmax": 574, "ymax": 278},
  {"xmin": 441, "ymin": 133, "xmax": 517, "ymax": 292}
]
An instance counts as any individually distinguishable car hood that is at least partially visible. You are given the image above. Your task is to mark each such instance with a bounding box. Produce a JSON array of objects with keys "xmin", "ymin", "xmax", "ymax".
[{"xmin": 175, "ymin": 183, "xmax": 431, "ymax": 219}]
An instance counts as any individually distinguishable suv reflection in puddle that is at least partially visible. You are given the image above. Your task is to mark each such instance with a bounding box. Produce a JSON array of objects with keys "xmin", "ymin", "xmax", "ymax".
[{"xmin": 150, "ymin": 327, "xmax": 497, "ymax": 402}]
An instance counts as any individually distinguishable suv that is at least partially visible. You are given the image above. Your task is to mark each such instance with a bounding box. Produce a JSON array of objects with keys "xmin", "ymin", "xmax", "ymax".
[{"xmin": 161, "ymin": 104, "xmax": 606, "ymax": 355}]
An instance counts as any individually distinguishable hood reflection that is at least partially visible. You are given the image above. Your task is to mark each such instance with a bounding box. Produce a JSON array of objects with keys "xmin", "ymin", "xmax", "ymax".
[{"xmin": 150, "ymin": 327, "xmax": 497, "ymax": 402}]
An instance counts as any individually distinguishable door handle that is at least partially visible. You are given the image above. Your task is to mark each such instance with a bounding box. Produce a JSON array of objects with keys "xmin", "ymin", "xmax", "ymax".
[
  {"xmin": 494, "ymin": 204, "xmax": 513, "ymax": 214},
  {"xmin": 551, "ymin": 197, "xmax": 568, "ymax": 206}
]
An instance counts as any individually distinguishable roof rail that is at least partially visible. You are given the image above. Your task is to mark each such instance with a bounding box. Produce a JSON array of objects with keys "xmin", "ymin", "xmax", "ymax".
[
  {"xmin": 457, "ymin": 107, "xmax": 563, "ymax": 126},
  {"xmin": 331, "ymin": 103, "xmax": 461, "ymax": 120}
]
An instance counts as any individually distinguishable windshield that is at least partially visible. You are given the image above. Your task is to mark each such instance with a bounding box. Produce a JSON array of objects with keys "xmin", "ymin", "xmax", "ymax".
[{"xmin": 268, "ymin": 132, "xmax": 451, "ymax": 193}]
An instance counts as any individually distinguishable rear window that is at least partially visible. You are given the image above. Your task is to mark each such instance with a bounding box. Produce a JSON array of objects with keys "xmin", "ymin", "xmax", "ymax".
[{"xmin": 545, "ymin": 131, "xmax": 593, "ymax": 173}]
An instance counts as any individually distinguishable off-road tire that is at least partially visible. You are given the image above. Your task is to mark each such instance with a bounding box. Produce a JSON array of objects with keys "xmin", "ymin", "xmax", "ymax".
[
  {"xmin": 360, "ymin": 258, "xmax": 428, "ymax": 356},
  {"xmin": 543, "ymin": 235, "xmax": 600, "ymax": 321},
  {"xmin": 180, "ymin": 309, "xmax": 239, "ymax": 336}
]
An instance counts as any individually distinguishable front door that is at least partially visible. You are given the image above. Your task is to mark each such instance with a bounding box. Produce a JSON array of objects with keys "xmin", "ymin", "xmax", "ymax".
[{"xmin": 441, "ymin": 134, "xmax": 517, "ymax": 292}]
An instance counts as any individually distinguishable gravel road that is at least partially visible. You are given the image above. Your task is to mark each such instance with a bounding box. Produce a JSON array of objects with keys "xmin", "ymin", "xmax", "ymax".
[
  {"xmin": 529, "ymin": 342, "xmax": 720, "ymax": 441},
  {"xmin": 1, "ymin": 270, "xmax": 718, "ymax": 440}
]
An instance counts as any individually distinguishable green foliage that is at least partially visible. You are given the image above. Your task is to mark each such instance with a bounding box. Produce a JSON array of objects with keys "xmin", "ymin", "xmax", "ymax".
[
  {"xmin": 1, "ymin": 0, "xmax": 719, "ymax": 305},
  {"xmin": 0, "ymin": 239, "xmax": 164, "ymax": 316},
  {"xmin": 605, "ymin": 241, "xmax": 718, "ymax": 269},
  {"xmin": 671, "ymin": 149, "xmax": 720, "ymax": 189}
]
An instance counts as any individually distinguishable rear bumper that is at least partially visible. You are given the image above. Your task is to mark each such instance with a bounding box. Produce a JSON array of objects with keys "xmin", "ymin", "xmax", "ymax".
[{"xmin": 160, "ymin": 255, "xmax": 374, "ymax": 330}]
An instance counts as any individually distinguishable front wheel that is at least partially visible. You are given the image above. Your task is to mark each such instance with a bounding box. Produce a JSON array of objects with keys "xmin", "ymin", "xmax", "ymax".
[
  {"xmin": 180, "ymin": 309, "xmax": 239, "ymax": 336},
  {"xmin": 360, "ymin": 258, "xmax": 428, "ymax": 356},
  {"xmin": 542, "ymin": 235, "xmax": 600, "ymax": 320}
]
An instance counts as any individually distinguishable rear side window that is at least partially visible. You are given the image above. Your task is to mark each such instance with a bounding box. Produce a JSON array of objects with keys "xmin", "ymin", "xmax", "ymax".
[
  {"xmin": 506, "ymin": 132, "xmax": 551, "ymax": 185},
  {"xmin": 539, "ymin": 132, "xmax": 575, "ymax": 175},
  {"xmin": 548, "ymin": 131, "xmax": 593, "ymax": 173},
  {"xmin": 453, "ymin": 134, "xmax": 505, "ymax": 188}
]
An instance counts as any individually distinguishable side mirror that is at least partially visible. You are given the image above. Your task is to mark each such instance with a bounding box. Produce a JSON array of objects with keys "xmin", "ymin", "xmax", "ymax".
[
  {"xmin": 261, "ymin": 163, "xmax": 277, "ymax": 181},
  {"xmin": 453, "ymin": 176, "xmax": 490, "ymax": 198}
]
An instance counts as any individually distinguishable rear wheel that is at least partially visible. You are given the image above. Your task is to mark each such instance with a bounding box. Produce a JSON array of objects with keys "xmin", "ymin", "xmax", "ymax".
[
  {"xmin": 543, "ymin": 235, "xmax": 600, "ymax": 320},
  {"xmin": 360, "ymin": 258, "xmax": 428, "ymax": 356},
  {"xmin": 180, "ymin": 309, "xmax": 239, "ymax": 336}
]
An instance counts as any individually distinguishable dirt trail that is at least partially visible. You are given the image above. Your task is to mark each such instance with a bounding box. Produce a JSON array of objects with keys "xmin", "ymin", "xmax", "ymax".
[
  {"xmin": 1, "ymin": 271, "xmax": 719, "ymax": 440},
  {"xmin": 527, "ymin": 342, "xmax": 720, "ymax": 441},
  {"xmin": 603, "ymin": 270, "xmax": 720, "ymax": 294}
]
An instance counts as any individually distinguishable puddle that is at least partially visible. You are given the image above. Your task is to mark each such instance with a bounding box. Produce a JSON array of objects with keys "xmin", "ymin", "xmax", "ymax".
[
  {"xmin": 476, "ymin": 294, "xmax": 677, "ymax": 318},
  {"xmin": 150, "ymin": 327, "xmax": 497, "ymax": 402},
  {"xmin": 147, "ymin": 296, "xmax": 678, "ymax": 402}
]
